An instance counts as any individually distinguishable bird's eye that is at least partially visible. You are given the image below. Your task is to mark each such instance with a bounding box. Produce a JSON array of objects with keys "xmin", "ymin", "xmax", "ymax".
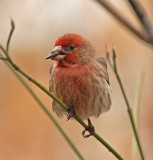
[{"xmin": 70, "ymin": 46, "xmax": 75, "ymax": 50}]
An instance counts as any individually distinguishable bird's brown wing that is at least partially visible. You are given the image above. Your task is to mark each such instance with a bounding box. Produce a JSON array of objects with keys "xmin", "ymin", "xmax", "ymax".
[{"xmin": 95, "ymin": 56, "xmax": 110, "ymax": 85}]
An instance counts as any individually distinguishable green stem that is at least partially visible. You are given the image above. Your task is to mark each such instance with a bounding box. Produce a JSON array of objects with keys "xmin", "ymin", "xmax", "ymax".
[
  {"xmin": 115, "ymin": 71, "xmax": 145, "ymax": 160},
  {"xmin": 93, "ymin": 132, "xmax": 124, "ymax": 160},
  {"xmin": 0, "ymin": 53, "xmax": 85, "ymax": 160},
  {"xmin": 107, "ymin": 50, "xmax": 145, "ymax": 160}
]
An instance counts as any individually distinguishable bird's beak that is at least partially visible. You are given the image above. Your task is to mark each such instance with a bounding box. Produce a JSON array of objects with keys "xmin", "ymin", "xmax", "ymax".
[{"xmin": 46, "ymin": 46, "xmax": 66, "ymax": 61}]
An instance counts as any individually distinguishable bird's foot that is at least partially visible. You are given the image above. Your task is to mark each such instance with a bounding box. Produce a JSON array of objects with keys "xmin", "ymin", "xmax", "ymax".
[
  {"xmin": 82, "ymin": 118, "xmax": 95, "ymax": 138},
  {"xmin": 67, "ymin": 106, "xmax": 75, "ymax": 120}
]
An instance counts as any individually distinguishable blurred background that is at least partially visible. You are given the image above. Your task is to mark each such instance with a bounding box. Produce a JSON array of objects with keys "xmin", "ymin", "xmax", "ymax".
[{"xmin": 0, "ymin": 0, "xmax": 153, "ymax": 159}]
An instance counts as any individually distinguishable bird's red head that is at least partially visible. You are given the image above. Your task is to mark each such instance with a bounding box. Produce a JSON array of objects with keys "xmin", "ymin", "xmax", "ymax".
[
  {"xmin": 55, "ymin": 33, "xmax": 86, "ymax": 48},
  {"xmin": 46, "ymin": 33, "xmax": 96, "ymax": 65}
]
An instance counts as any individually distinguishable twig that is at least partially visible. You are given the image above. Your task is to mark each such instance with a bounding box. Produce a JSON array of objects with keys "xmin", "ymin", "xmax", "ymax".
[
  {"xmin": 106, "ymin": 47, "xmax": 145, "ymax": 160},
  {"xmin": 0, "ymin": 57, "xmax": 8, "ymax": 60},
  {"xmin": 0, "ymin": 19, "xmax": 124, "ymax": 160},
  {"xmin": 6, "ymin": 19, "xmax": 15, "ymax": 53},
  {"xmin": 126, "ymin": 0, "xmax": 153, "ymax": 38},
  {"xmin": 94, "ymin": 0, "xmax": 153, "ymax": 45},
  {"xmin": 0, "ymin": 53, "xmax": 85, "ymax": 160},
  {"xmin": 0, "ymin": 45, "xmax": 7, "ymax": 54}
]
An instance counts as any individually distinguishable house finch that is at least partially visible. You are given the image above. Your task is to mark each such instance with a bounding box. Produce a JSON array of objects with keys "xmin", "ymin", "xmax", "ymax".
[{"xmin": 46, "ymin": 33, "xmax": 112, "ymax": 137}]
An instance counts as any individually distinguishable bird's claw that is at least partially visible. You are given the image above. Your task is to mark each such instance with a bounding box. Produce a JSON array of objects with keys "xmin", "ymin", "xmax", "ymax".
[
  {"xmin": 67, "ymin": 106, "xmax": 75, "ymax": 120},
  {"xmin": 82, "ymin": 118, "xmax": 95, "ymax": 138}
]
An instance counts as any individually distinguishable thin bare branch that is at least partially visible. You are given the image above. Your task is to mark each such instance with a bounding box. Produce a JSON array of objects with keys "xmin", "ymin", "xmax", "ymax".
[
  {"xmin": 94, "ymin": 0, "xmax": 153, "ymax": 45},
  {"xmin": 126, "ymin": 0, "xmax": 153, "ymax": 38},
  {"xmin": 0, "ymin": 57, "xmax": 8, "ymax": 61},
  {"xmin": 6, "ymin": 19, "xmax": 15, "ymax": 53},
  {"xmin": 0, "ymin": 45, "xmax": 7, "ymax": 55},
  {"xmin": 106, "ymin": 47, "xmax": 145, "ymax": 160}
]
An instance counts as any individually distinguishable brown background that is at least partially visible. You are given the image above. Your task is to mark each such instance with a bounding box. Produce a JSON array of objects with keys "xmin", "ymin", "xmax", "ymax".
[{"xmin": 0, "ymin": 0, "xmax": 153, "ymax": 160}]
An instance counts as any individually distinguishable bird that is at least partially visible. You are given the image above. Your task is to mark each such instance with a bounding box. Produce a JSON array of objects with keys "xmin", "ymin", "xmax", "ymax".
[{"xmin": 46, "ymin": 33, "xmax": 112, "ymax": 137}]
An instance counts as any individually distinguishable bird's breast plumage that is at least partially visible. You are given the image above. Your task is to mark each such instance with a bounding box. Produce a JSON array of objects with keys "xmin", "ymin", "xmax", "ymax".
[{"xmin": 49, "ymin": 61, "xmax": 112, "ymax": 119}]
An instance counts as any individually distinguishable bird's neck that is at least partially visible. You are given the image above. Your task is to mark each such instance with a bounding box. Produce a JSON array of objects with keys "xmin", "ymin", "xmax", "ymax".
[
  {"xmin": 56, "ymin": 59, "xmax": 86, "ymax": 68},
  {"xmin": 56, "ymin": 60, "xmax": 75, "ymax": 68}
]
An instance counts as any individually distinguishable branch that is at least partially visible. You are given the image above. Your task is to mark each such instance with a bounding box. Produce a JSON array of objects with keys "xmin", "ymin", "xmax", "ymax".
[
  {"xmin": 0, "ymin": 53, "xmax": 85, "ymax": 160},
  {"xmin": 0, "ymin": 57, "xmax": 8, "ymax": 60},
  {"xmin": 126, "ymin": 0, "xmax": 153, "ymax": 37},
  {"xmin": 106, "ymin": 47, "xmax": 145, "ymax": 160},
  {"xmin": 6, "ymin": 19, "xmax": 15, "ymax": 53},
  {"xmin": 0, "ymin": 20, "xmax": 124, "ymax": 160},
  {"xmin": 94, "ymin": 0, "xmax": 153, "ymax": 46}
]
